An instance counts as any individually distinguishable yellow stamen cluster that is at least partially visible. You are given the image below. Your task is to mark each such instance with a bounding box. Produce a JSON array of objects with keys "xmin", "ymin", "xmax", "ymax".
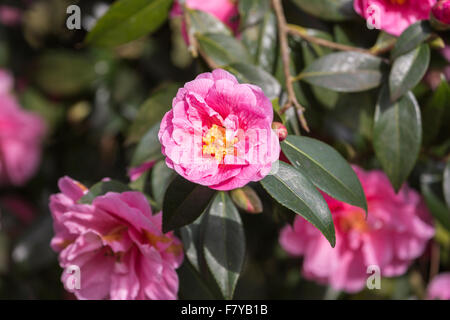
[
  {"xmin": 339, "ymin": 211, "xmax": 369, "ymax": 233},
  {"xmin": 202, "ymin": 124, "xmax": 238, "ymax": 162}
]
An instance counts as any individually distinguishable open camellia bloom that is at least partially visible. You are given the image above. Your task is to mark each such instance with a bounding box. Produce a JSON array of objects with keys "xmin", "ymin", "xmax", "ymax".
[
  {"xmin": 171, "ymin": 0, "xmax": 239, "ymax": 44},
  {"xmin": 158, "ymin": 69, "xmax": 280, "ymax": 191},
  {"xmin": 50, "ymin": 177, "xmax": 183, "ymax": 300},
  {"xmin": 0, "ymin": 69, "xmax": 46, "ymax": 186},
  {"xmin": 354, "ymin": 0, "xmax": 437, "ymax": 36},
  {"xmin": 427, "ymin": 273, "xmax": 450, "ymax": 300},
  {"xmin": 279, "ymin": 166, "xmax": 435, "ymax": 293}
]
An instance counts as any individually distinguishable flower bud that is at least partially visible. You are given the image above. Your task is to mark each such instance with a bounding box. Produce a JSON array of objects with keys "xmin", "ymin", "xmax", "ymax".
[
  {"xmin": 272, "ymin": 122, "xmax": 288, "ymax": 141},
  {"xmin": 230, "ymin": 186, "xmax": 263, "ymax": 214},
  {"xmin": 431, "ymin": 0, "xmax": 450, "ymax": 31}
]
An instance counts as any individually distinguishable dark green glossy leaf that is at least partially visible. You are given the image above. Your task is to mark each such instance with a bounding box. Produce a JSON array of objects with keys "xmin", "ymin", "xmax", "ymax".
[
  {"xmin": 421, "ymin": 175, "xmax": 450, "ymax": 231},
  {"xmin": 203, "ymin": 192, "xmax": 246, "ymax": 300},
  {"xmin": 187, "ymin": 9, "xmax": 232, "ymax": 36},
  {"xmin": 86, "ymin": 0, "xmax": 172, "ymax": 47},
  {"xmin": 261, "ymin": 161, "xmax": 335, "ymax": 247},
  {"xmin": 238, "ymin": 0, "xmax": 270, "ymax": 29},
  {"xmin": 389, "ymin": 44, "xmax": 430, "ymax": 101},
  {"xmin": 391, "ymin": 21, "xmax": 432, "ymax": 60},
  {"xmin": 177, "ymin": 260, "xmax": 216, "ymax": 300},
  {"xmin": 197, "ymin": 33, "xmax": 251, "ymax": 66},
  {"xmin": 281, "ymin": 136, "xmax": 367, "ymax": 213},
  {"xmin": 162, "ymin": 175, "xmax": 216, "ymax": 233},
  {"xmin": 225, "ymin": 63, "xmax": 281, "ymax": 99},
  {"xmin": 290, "ymin": 0, "xmax": 355, "ymax": 21},
  {"xmin": 151, "ymin": 160, "xmax": 175, "ymax": 207},
  {"xmin": 79, "ymin": 180, "xmax": 131, "ymax": 204},
  {"xmin": 373, "ymin": 88, "xmax": 422, "ymax": 191},
  {"xmin": 241, "ymin": 9, "xmax": 278, "ymax": 73},
  {"xmin": 127, "ymin": 83, "xmax": 179, "ymax": 144},
  {"xmin": 422, "ymin": 76, "xmax": 450, "ymax": 144},
  {"xmin": 444, "ymin": 162, "xmax": 450, "ymax": 209},
  {"xmin": 300, "ymin": 52, "xmax": 384, "ymax": 92},
  {"xmin": 130, "ymin": 122, "xmax": 163, "ymax": 167}
]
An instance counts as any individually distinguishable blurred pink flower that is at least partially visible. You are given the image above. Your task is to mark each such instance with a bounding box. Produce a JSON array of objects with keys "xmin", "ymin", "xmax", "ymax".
[
  {"xmin": 279, "ymin": 166, "xmax": 435, "ymax": 293},
  {"xmin": 0, "ymin": 195, "xmax": 36, "ymax": 224},
  {"xmin": 128, "ymin": 161, "xmax": 156, "ymax": 182},
  {"xmin": 158, "ymin": 69, "xmax": 280, "ymax": 191},
  {"xmin": 432, "ymin": 0, "xmax": 450, "ymax": 24},
  {"xmin": 0, "ymin": 70, "xmax": 46, "ymax": 186},
  {"xmin": 50, "ymin": 177, "xmax": 183, "ymax": 300},
  {"xmin": 354, "ymin": 0, "xmax": 437, "ymax": 36},
  {"xmin": 427, "ymin": 273, "xmax": 450, "ymax": 300},
  {"xmin": 0, "ymin": 5, "xmax": 22, "ymax": 27},
  {"xmin": 171, "ymin": 0, "xmax": 239, "ymax": 44}
]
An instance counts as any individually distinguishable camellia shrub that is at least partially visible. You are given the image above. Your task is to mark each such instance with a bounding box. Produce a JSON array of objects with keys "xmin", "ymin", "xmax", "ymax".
[{"xmin": 0, "ymin": 0, "xmax": 449, "ymax": 300}]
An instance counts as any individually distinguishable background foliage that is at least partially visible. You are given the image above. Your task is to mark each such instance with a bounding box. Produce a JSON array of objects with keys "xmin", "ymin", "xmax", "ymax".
[{"xmin": 0, "ymin": 0, "xmax": 449, "ymax": 300}]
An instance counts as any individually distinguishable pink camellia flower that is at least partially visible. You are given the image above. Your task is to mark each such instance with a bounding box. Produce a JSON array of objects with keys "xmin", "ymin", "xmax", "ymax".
[
  {"xmin": 49, "ymin": 176, "xmax": 184, "ymax": 300},
  {"xmin": 280, "ymin": 166, "xmax": 434, "ymax": 293},
  {"xmin": 128, "ymin": 161, "xmax": 156, "ymax": 182},
  {"xmin": 0, "ymin": 5, "xmax": 22, "ymax": 27},
  {"xmin": 427, "ymin": 273, "xmax": 450, "ymax": 300},
  {"xmin": 354, "ymin": 0, "xmax": 437, "ymax": 36},
  {"xmin": 432, "ymin": 0, "xmax": 450, "ymax": 25},
  {"xmin": 171, "ymin": 0, "xmax": 239, "ymax": 44},
  {"xmin": 0, "ymin": 70, "xmax": 46, "ymax": 186},
  {"xmin": 158, "ymin": 69, "xmax": 280, "ymax": 191}
]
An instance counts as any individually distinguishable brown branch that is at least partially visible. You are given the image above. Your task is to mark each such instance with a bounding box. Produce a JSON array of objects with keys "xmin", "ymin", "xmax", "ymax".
[
  {"xmin": 429, "ymin": 241, "xmax": 440, "ymax": 281},
  {"xmin": 272, "ymin": 0, "xmax": 309, "ymax": 132},
  {"xmin": 287, "ymin": 24, "xmax": 380, "ymax": 56},
  {"xmin": 183, "ymin": 5, "xmax": 219, "ymax": 70}
]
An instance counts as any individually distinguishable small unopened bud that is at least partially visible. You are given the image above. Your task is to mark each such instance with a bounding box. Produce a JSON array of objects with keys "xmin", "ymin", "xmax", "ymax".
[
  {"xmin": 431, "ymin": 0, "xmax": 450, "ymax": 31},
  {"xmin": 272, "ymin": 122, "xmax": 288, "ymax": 141},
  {"xmin": 230, "ymin": 186, "xmax": 263, "ymax": 214}
]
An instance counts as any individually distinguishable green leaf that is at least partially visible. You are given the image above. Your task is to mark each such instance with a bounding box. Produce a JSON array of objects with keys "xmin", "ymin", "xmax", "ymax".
[
  {"xmin": 225, "ymin": 63, "xmax": 281, "ymax": 99},
  {"xmin": 127, "ymin": 83, "xmax": 179, "ymax": 144},
  {"xmin": 373, "ymin": 88, "xmax": 422, "ymax": 191},
  {"xmin": 203, "ymin": 192, "xmax": 246, "ymax": 300},
  {"xmin": 261, "ymin": 161, "xmax": 335, "ymax": 247},
  {"xmin": 238, "ymin": 0, "xmax": 270, "ymax": 29},
  {"xmin": 177, "ymin": 260, "xmax": 216, "ymax": 300},
  {"xmin": 391, "ymin": 21, "xmax": 432, "ymax": 60},
  {"xmin": 444, "ymin": 162, "xmax": 450, "ymax": 209},
  {"xmin": 34, "ymin": 51, "xmax": 96, "ymax": 97},
  {"xmin": 79, "ymin": 180, "xmax": 131, "ymax": 204},
  {"xmin": 151, "ymin": 160, "xmax": 175, "ymax": 207},
  {"xmin": 86, "ymin": 0, "xmax": 172, "ymax": 47},
  {"xmin": 241, "ymin": 9, "xmax": 278, "ymax": 73},
  {"xmin": 130, "ymin": 122, "xmax": 163, "ymax": 167},
  {"xmin": 290, "ymin": 0, "xmax": 355, "ymax": 21},
  {"xmin": 281, "ymin": 136, "xmax": 367, "ymax": 213},
  {"xmin": 196, "ymin": 33, "xmax": 251, "ymax": 66},
  {"xmin": 421, "ymin": 175, "xmax": 450, "ymax": 231},
  {"xmin": 422, "ymin": 76, "xmax": 450, "ymax": 144},
  {"xmin": 300, "ymin": 51, "xmax": 385, "ymax": 92},
  {"xmin": 389, "ymin": 44, "xmax": 430, "ymax": 101},
  {"xmin": 187, "ymin": 9, "xmax": 232, "ymax": 36},
  {"xmin": 162, "ymin": 175, "xmax": 216, "ymax": 233}
]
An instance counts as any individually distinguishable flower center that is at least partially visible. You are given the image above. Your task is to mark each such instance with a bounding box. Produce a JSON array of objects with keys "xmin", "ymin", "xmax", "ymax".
[
  {"xmin": 389, "ymin": 0, "xmax": 407, "ymax": 5},
  {"xmin": 339, "ymin": 211, "xmax": 369, "ymax": 233},
  {"xmin": 202, "ymin": 124, "xmax": 238, "ymax": 162}
]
